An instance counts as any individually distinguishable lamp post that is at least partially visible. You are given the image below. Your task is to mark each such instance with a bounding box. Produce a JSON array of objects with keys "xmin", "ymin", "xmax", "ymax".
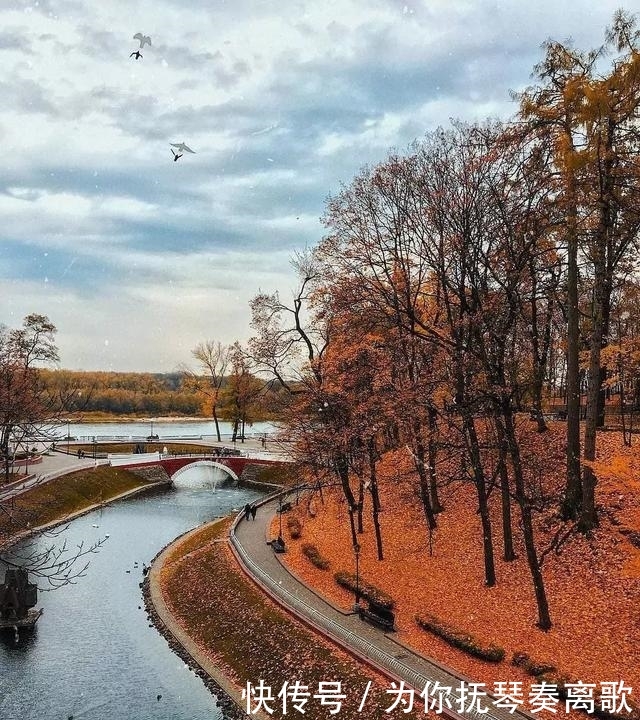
[
  {"xmin": 93, "ymin": 437, "xmax": 97, "ymax": 460},
  {"xmin": 278, "ymin": 495, "xmax": 283, "ymax": 541},
  {"xmin": 67, "ymin": 420, "xmax": 70, "ymax": 454},
  {"xmin": 353, "ymin": 542, "xmax": 361, "ymax": 608}
]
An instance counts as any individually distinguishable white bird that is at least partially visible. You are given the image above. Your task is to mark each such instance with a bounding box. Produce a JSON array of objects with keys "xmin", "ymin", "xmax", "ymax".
[
  {"xmin": 170, "ymin": 142, "xmax": 195, "ymax": 154},
  {"xmin": 133, "ymin": 33, "xmax": 152, "ymax": 48}
]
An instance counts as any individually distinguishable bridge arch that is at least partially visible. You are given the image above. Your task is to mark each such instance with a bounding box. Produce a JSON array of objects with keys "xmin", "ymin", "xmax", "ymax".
[{"xmin": 170, "ymin": 460, "xmax": 240, "ymax": 484}]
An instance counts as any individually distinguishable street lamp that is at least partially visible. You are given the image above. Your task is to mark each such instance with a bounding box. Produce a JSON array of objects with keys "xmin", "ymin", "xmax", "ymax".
[
  {"xmin": 67, "ymin": 420, "xmax": 71, "ymax": 454},
  {"xmin": 278, "ymin": 495, "xmax": 283, "ymax": 541},
  {"xmin": 353, "ymin": 542, "xmax": 361, "ymax": 608},
  {"xmin": 93, "ymin": 437, "xmax": 97, "ymax": 460}
]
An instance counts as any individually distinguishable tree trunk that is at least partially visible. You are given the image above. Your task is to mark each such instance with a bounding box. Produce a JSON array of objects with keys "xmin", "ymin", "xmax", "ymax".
[
  {"xmin": 367, "ymin": 437, "xmax": 384, "ymax": 560},
  {"xmin": 333, "ymin": 452, "xmax": 359, "ymax": 548},
  {"xmin": 427, "ymin": 405, "xmax": 444, "ymax": 512},
  {"xmin": 212, "ymin": 406, "xmax": 221, "ymax": 442},
  {"xmin": 501, "ymin": 397, "xmax": 552, "ymax": 630},
  {"xmin": 562, "ymin": 151, "xmax": 582, "ymax": 521},
  {"xmin": 410, "ymin": 419, "xmax": 437, "ymax": 533},
  {"xmin": 494, "ymin": 417, "xmax": 516, "ymax": 562},
  {"xmin": 462, "ymin": 410, "xmax": 496, "ymax": 587}
]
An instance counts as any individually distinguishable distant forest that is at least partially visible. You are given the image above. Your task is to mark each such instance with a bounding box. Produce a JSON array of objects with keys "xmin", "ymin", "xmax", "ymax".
[{"xmin": 40, "ymin": 369, "xmax": 284, "ymax": 420}]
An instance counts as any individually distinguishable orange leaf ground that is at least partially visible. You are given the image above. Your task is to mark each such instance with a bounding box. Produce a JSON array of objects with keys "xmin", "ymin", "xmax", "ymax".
[{"xmin": 280, "ymin": 422, "xmax": 640, "ymax": 714}]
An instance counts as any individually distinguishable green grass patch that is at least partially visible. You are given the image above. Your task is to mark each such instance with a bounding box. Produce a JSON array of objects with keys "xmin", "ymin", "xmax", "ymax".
[
  {"xmin": 0, "ymin": 466, "xmax": 157, "ymax": 541},
  {"xmin": 416, "ymin": 613, "xmax": 505, "ymax": 663}
]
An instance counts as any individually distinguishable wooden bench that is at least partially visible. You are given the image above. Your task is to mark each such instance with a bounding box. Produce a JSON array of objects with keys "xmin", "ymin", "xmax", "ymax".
[
  {"xmin": 357, "ymin": 601, "xmax": 395, "ymax": 632},
  {"xmin": 270, "ymin": 536, "xmax": 286, "ymax": 553}
]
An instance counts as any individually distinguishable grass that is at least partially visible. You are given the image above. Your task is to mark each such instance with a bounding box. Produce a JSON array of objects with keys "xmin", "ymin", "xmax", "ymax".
[
  {"xmin": 0, "ymin": 466, "xmax": 160, "ymax": 540},
  {"xmin": 160, "ymin": 521, "xmax": 423, "ymax": 720}
]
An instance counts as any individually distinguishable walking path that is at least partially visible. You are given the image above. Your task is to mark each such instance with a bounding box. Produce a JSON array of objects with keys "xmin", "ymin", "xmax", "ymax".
[
  {"xmin": 0, "ymin": 451, "xmax": 107, "ymax": 501},
  {"xmin": 4, "ymin": 447, "xmax": 531, "ymax": 720},
  {"xmin": 231, "ymin": 494, "xmax": 534, "ymax": 720}
]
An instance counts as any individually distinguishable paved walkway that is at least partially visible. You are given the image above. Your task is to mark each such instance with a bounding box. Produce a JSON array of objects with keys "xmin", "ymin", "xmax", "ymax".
[
  {"xmin": 3, "ymin": 447, "xmax": 531, "ymax": 720},
  {"xmin": 0, "ymin": 451, "xmax": 107, "ymax": 501},
  {"xmin": 232, "ymin": 494, "xmax": 533, "ymax": 720}
]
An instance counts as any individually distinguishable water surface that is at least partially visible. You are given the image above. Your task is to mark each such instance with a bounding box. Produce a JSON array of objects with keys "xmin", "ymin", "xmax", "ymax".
[{"xmin": 0, "ymin": 465, "xmax": 262, "ymax": 720}]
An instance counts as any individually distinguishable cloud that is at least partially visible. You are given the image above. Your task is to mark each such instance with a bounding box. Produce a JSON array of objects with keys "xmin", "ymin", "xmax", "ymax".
[{"xmin": 0, "ymin": 0, "xmax": 627, "ymax": 370}]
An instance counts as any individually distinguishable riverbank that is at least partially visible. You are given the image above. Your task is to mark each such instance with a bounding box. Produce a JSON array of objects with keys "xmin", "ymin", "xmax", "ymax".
[
  {"xmin": 150, "ymin": 516, "xmax": 422, "ymax": 720},
  {"xmin": 145, "ymin": 520, "xmax": 258, "ymax": 720},
  {"xmin": 0, "ymin": 465, "xmax": 170, "ymax": 549}
]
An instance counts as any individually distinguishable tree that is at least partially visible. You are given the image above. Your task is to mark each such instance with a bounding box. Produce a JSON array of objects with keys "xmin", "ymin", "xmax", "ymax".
[
  {"xmin": 0, "ymin": 314, "xmax": 59, "ymax": 483},
  {"xmin": 0, "ymin": 314, "xmax": 105, "ymax": 587},
  {"xmin": 188, "ymin": 340, "xmax": 230, "ymax": 442},
  {"xmin": 224, "ymin": 343, "xmax": 263, "ymax": 442}
]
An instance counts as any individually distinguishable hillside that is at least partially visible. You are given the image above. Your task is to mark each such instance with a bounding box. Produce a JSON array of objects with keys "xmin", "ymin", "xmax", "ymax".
[{"xmin": 281, "ymin": 422, "xmax": 640, "ymax": 715}]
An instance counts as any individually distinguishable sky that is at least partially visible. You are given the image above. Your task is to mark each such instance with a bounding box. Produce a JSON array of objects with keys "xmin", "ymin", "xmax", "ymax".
[{"xmin": 0, "ymin": 0, "xmax": 632, "ymax": 372}]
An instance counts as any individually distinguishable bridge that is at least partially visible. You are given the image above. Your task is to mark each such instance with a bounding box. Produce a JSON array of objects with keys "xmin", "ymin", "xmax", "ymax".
[{"xmin": 111, "ymin": 453, "xmax": 284, "ymax": 484}]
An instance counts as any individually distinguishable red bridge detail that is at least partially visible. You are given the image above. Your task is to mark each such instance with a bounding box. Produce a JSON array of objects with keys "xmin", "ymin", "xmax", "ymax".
[{"xmin": 117, "ymin": 454, "xmax": 282, "ymax": 481}]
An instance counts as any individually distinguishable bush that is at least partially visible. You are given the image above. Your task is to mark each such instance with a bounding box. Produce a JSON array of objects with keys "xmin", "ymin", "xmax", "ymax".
[
  {"xmin": 333, "ymin": 571, "xmax": 394, "ymax": 610},
  {"xmin": 512, "ymin": 651, "xmax": 557, "ymax": 676},
  {"xmin": 415, "ymin": 613, "xmax": 505, "ymax": 663},
  {"xmin": 286, "ymin": 514, "xmax": 302, "ymax": 539},
  {"xmin": 301, "ymin": 543, "xmax": 330, "ymax": 570}
]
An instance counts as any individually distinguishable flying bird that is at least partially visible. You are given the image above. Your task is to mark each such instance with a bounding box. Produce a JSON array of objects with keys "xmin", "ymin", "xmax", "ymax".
[
  {"xmin": 133, "ymin": 33, "xmax": 152, "ymax": 48},
  {"xmin": 129, "ymin": 50, "xmax": 143, "ymax": 60},
  {"xmin": 170, "ymin": 142, "xmax": 195, "ymax": 154}
]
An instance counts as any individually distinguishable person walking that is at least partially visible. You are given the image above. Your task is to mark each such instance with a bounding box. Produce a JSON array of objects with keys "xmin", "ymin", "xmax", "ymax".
[
  {"xmin": 244, "ymin": 503, "xmax": 251, "ymax": 521},
  {"xmin": 250, "ymin": 505, "xmax": 257, "ymax": 521}
]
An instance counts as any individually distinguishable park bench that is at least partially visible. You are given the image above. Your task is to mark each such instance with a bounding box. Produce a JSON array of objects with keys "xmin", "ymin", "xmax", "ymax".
[
  {"xmin": 270, "ymin": 536, "xmax": 286, "ymax": 553},
  {"xmin": 277, "ymin": 501, "xmax": 292, "ymax": 513},
  {"xmin": 357, "ymin": 599, "xmax": 395, "ymax": 632}
]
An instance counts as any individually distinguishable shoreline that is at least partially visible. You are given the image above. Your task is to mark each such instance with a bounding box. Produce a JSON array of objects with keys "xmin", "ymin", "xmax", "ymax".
[
  {"xmin": 143, "ymin": 520, "xmax": 264, "ymax": 720},
  {"xmin": 0, "ymin": 479, "xmax": 171, "ymax": 554}
]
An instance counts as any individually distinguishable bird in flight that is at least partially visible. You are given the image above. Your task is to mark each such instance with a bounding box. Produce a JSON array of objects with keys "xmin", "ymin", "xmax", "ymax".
[
  {"xmin": 130, "ymin": 50, "xmax": 143, "ymax": 60},
  {"xmin": 170, "ymin": 142, "xmax": 195, "ymax": 154},
  {"xmin": 133, "ymin": 33, "xmax": 152, "ymax": 48},
  {"xmin": 171, "ymin": 149, "xmax": 183, "ymax": 162}
]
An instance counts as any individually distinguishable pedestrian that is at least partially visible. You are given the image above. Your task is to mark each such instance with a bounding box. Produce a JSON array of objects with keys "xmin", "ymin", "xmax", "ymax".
[
  {"xmin": 244, "ymin": 503, "xmax": 251, "ymax": 521},
  {"xmin": 260, "ymin": 437, "xmax": 266, "ymax": 449},
  {"xmin": 250, "ymin": 505, "xmax": 257, "ymax": 521}
]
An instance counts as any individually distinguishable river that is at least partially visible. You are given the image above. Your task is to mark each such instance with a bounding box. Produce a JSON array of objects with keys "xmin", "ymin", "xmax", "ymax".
[
  {"xmin": 56, "ymin": 419, "xmax": 277, "ymax": 442},
  {"xmin": 0, "ymin": 465, "xmax": 264, "ymax": 720}
]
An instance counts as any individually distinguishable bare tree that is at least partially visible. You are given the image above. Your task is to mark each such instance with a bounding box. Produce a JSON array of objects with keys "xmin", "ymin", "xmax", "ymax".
[{"xmin": 187, "ymin": 340, "xmax": 230, "ymax": 442}]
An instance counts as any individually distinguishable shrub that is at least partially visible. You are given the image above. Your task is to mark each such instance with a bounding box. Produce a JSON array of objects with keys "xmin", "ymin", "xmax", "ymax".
[
  {"xmin": 415, "ymin": 613, "xmax": 505, "ymax": 663},
  {"xmin": 301, "ymin": 543, "xmax": 330, "ymax": 570},
  {"xmin": 286, "ymin": 514, "xmax": 302, "ymax": 539},
  {"xmin": 333, "ymin": 571, "xmax": 394, "ymax": 610},
  {"xmin": 512, "ymin": 651, "xmax": 557, "ymax": 676}
]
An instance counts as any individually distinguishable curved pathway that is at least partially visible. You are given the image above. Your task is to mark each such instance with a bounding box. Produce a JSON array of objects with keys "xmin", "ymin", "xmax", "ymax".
[{"xmin": 231, "ymin": 494, "xmax": 534, "ymax": 720}]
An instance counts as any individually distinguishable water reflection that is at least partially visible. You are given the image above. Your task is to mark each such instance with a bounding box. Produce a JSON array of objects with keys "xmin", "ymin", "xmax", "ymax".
[{"xmin": 0, "ymin": 466, "xmax": 262, "ymax": 720}]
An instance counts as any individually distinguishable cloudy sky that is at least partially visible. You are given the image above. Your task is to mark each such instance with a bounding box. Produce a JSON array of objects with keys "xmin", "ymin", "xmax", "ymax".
[{"xmin": 0, "ymin": 0, "xmax": 629, "ymax": 372}]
